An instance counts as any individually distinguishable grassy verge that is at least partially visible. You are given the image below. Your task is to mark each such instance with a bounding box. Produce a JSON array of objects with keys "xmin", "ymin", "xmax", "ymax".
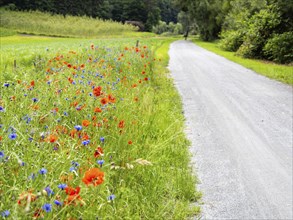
[
  {"xmin": 0, "ymin": 36, "xmax": 200, "ymax": 219},
  {"xmin": 192, "ymin": 38, "xmax": 293, "ymax": 85}
]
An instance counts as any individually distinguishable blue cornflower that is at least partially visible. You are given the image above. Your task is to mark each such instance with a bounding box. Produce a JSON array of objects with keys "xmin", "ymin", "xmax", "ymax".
[
  {"xmin": 82, "ymin": 140, "xmax": 90, "ymax": 146},
  {"xmin": 1, "ymin": 210, "xmax": 10, "ymax": 217},
  {"xmin": 42, "ymin": 203, "xmax": 52, "ymax": 213},
  {"xmin": 100, "ymin": 137, "xmax": 105, "ymax": 143},
  {"xmin": 0, "ymin": 106, "xmax": 5, "ymax": 112},
  {"xmin": 108, "ymin": 194, "xmax": 116, "ymax": 201},
  {"xmin": 0, "ymin": 124, "xmax": 3, "ymax": 129},
  {"xmin": 4, "ymin": 83, "xmax": 10, "ymax": 87},
  {"xmin": 32, "ymin": 98, "xmax": 38, "ymax": 102},
  {"xmin": 69, "ymin": 167, "xmax": 76, "ymax": 172},
  {"xmin": 54, "ymin": 200, "xmax": 62, "ymax": 206},
  {"xmin": 0, "ymin": 151, "xmax": 4, "ymax": 159},
  {"xmin": 58, "ymin": 183, "xmax": 67, "ymax": 190},
  {"xmin": 44, "ymin": 186, "xmax": 54, "ymax": 196},
  {"xmin": 97, "ymin": 160, "xmax": 104, "ymax": 166},
  {"xmin": 39, "ymin": 168, "xmax": 47, "ymax": 175},
  {"xmin": 72, "ymin": 161, "xmax": 79, "ymax": 167},
  {"xmin": 23, "ymin": 115, "xmax": 32, "ymax": 124},
  {"xmin": 8, "ymin": 133, "xmax": 17, "ymax": 140},
  {"xmin": 28, "ymin": 173, "xmax": 36, "ymax": 180},
  {"xmin": 63, "ymin": 112, "xmax": 68, "ymax": 116},
  {"xmin": 19, "ymin": 160, "xmax": 25, "ymax": 166},
  {"xmin": 74, "ymin": 125, "xmax": 82, "ymax": 131}
]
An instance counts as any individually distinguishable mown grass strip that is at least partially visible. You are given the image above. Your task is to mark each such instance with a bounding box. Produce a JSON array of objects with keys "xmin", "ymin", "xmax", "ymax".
[
  {"xmin": 0, "ymin": 36, "xmax": 200, "ymax": 219},
  {"xmin": 192, "ymin": 38, "xmax": 293, "ymax": 85}
]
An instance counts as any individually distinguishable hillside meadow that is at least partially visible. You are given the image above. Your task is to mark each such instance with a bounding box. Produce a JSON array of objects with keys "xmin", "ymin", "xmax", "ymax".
[{"xmin": 0, "ymin": 9, "xmax": 156, "ymax": 38}]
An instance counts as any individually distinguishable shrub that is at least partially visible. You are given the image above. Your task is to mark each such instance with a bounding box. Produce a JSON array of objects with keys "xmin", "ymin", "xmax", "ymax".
[
  {"xmin": 263, "ymin": 32, "xmax": 293, "ymax": 64},
  {"xmin": 173, "ymin": 23, "xmax": 183, "ymax": 35},
  {"xmin": 219, "ymin": 30, "xmax": 244, "ymax": 51},
  {"xmin": 152, "ymin": 21, "xmax": 168, "ymax": 34},
  {"xmin": 236, "ymin": 5, "xmax": 281, "ymax": 59},
  {"xmin": 152, "ymin": 21, "xmax": 183, "ymax": 35}
]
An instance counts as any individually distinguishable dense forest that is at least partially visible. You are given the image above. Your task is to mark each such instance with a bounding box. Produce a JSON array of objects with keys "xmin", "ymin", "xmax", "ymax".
[{"xmin": 1, "ymin": 0, "xmax": 292, "ymax": 63}]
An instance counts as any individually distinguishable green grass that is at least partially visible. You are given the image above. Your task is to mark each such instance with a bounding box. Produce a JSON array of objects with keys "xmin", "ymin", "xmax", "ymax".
[
  {"xmin": 192, "ymin": 38, "xmax": 293, "ymax": 85},
  {"xmin": 0, "ymin": 36, "xmax": 200, "ymax": 219},
  {"xmin": 0, "ymin": 27, "xmax": 17, "ymax": 37},
  {"xmin": 0, "ymin": 9, "xmax": 154, "ymax": 38}
]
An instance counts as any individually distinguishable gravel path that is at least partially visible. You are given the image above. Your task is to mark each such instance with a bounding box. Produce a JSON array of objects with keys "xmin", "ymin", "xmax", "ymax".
[{"xmin": 168, "ymin": 40, "xmax": 293, "ymax": 219}]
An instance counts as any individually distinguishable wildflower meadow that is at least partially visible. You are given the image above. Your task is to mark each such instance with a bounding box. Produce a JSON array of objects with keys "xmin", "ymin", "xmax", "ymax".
[{"xmin": 0, "ymin": 36, "xmax": 200, "ymax": 219}]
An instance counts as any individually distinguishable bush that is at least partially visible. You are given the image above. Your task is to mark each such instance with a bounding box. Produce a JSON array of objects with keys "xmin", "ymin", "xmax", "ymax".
[
  {"xmin": 263, "ymin": 32, "xmax": 293, "ymax": 64},
  {"xmin": 220, "ymin": 30, "xmax": 244, "ymax": 51},
  {"xmin": 236, "ymin": 5, "xmax": 281, "ymax": 59},
  {"xmin": 152, "ymin": 21, "xmax": 183, "ymax": 35},
  {"xmin": 152, "ymin": 21, "xmax": 168, "ymax": 34}
]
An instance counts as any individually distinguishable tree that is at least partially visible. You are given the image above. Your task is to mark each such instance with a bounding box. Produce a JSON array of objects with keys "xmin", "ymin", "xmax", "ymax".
[
  {"xmin": 158, "ymin": 0, "xmax": 179, "ymax": 23},
  {"xmin": 175, "ymin": 0, "xmax": 229, "ymax": 41},
  {"xmin": 144, "ymin": 0, "xmax": 161, "ymax": 31}
]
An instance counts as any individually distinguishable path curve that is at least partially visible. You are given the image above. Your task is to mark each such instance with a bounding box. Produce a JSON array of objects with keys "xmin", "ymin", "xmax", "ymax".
[{"xmin": 168, "ymin": 40, "xmax": 292, "ymax": 219}]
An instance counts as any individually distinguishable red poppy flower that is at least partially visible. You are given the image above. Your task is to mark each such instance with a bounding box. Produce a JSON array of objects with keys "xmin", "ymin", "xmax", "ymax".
[
  {"xmin": 108, "ymin": 94, "xmax": 116, "ymax": 103},
  {"xmin": 47, "ymin": 134, "xmax": 58, "ymax": 143},
  {"xmin": 65, "ymin": 186, "xmax": 80, "ymax": 196},
  {"xmin": 82, "ymin": 133, "xmax": 89, "ymax": 140},
  {"xmin": 92, "ymin": 115, "xmax": 97, "ymax": 121},
  {"xmin": 100, "ymin": 97, "xmax": 108, "ymax": 105},
  {"xmin": 33, "ymin": 209, "xmax": 43, "ymax": 219},
  {"xmin": 94, "ymin": 107, "xmax": 102, "ymax": 113},
  {"xmin": 82, "ymin": 168, "xmax": 104, "ymax": 186},
  {"xmin": 94, "ymin": 147, "xmax": 103, "ymax": 158},
  {"xmin": 68, "ymin": 77, "xmax": 74, "ymax": 84},
  {"xmin": 69, "ymin": 129, "xmax": 76, "ymax": 138},
  {"xmin": 65, "ymin": 186, "xmax": 82, "ymax": 205},
  {"xmin": 118, "ymin": 120, "xmax": 125, "ymax": 128},
  {"xmin": 93, "ymin": 86, "xmax": 102, "ymax": 97},
  {"xmin": 82, "ymin": 120, "xmax": 90, "ymax": 127}
]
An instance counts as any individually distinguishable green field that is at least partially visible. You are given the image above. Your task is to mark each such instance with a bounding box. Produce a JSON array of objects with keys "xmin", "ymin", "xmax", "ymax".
[
  {"xmin": 0, "ymin": 9, "xmax": 156, "ymax": 38},
  {"xmin": 192, "ymin": 38, "xmax": 293, "ymax": 86},
  {"xmin": 0, "ymin": 35, "xmax": 200, "ymax": 219}
]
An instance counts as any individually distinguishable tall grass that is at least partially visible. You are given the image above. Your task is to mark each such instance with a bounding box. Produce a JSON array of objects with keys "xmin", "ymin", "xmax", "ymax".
[
  {"xmin": 0, "ymin": 9, "xmax": 138, "ymax": 37},
  {"xmin": 0, "ymin": 36, "xmax": 200, "ymax": 219}
]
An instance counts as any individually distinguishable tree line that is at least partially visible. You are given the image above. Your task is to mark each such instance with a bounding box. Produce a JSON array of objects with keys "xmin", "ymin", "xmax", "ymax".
[{"xmin": 0, "ymin": 0, "xmax": 179, "ymax": 31}]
